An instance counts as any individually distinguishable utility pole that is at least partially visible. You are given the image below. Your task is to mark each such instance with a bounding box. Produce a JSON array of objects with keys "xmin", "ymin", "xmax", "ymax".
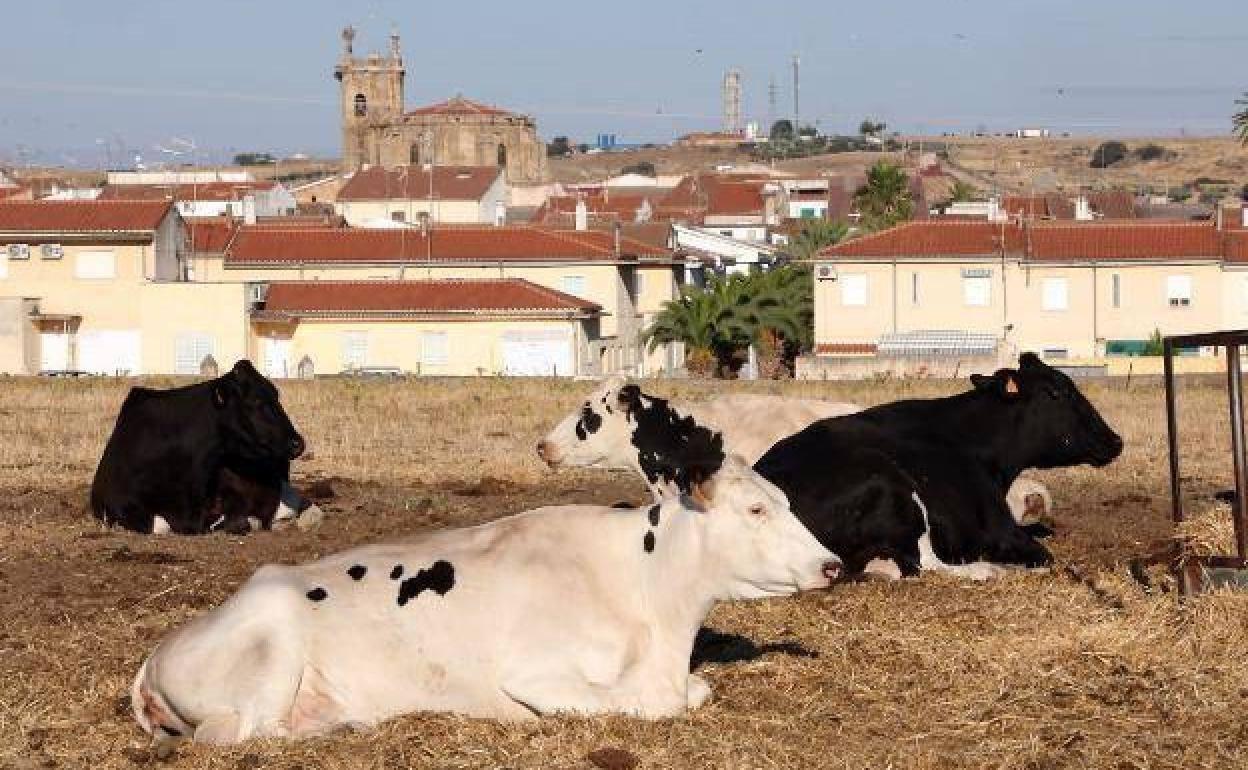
[
  {"xmin": 767, "ymin": 76, "xmax": 778, "ymax": 132},
  {"xmin": 791, "ymin": 54, "xmax": 801, "ymax": 133}
]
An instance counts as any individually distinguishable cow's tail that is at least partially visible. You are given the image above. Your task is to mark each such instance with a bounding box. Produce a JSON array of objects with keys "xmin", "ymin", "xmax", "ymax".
[{"xmin": 131, "ymin": 659, "xmax": 192, "ymax": 742}]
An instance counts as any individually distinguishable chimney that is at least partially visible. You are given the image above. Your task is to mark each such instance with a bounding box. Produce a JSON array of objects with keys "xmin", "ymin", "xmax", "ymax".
[
  {"xmin": 1074, "ymin": 195, "xmax": 1092, "ymax": 221},
  {"xmin": 574, "ymin": 197, "xmax": 588, "ymax": 231},
  {"xmin": 613, "ymin": 222, "xmax": 622, "ymax": 257},
  {"xmin": 494, "ymin": 200, "xmax": 506, "ymax": 227},
  {"xmin": 987, "ymin": 196, "xmax": 1005, "ymax": 222},
  {"xmin": 242, "ymin": 194, "xmax": 257, "ymax": 226}
]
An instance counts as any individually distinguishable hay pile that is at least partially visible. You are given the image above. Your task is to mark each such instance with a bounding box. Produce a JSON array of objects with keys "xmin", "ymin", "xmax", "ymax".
[{"xmin": 3, "ymin": 376, "xmax": 1248, "ymax": 768}]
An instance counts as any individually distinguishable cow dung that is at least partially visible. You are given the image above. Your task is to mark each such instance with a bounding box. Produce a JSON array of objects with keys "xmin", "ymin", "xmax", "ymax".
[{"xmin": 586, "ymin": 747, "xmax": 639, "ymax": 770}]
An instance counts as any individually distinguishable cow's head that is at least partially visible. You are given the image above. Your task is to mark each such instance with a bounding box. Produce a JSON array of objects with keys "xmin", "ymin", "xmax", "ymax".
[
  {"xmin": 213, "ymin": 360, "xmax": 305, "ymax": 463},
  {"xmin": 538, "ymin": 378, "xmax": 724, "ymax": 498},
  {"xmin": 969, "ymin": 352, "xmax": 1122, "ymax": 471},
  {"xmin": 686, "ymin": 454, "xmax": 841, "ymax": 598}
]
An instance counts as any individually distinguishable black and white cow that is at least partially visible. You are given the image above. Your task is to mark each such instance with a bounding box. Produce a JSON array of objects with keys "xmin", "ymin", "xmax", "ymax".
[
  {"xmin": 90, "ymin": 360, "xmax": 319, "ymax": 535},
  {"xmin": 131, "ymin": 451, "xmax": 841, "ymax": 744},
  {"xmin": 538, "ymin": 378, "xmax": 1054, "ymax": 537},
  {"xmin": 539, "ymin": 354, "xmax": 1118, "ymax": 579},
  {"xmin": 753, "ymin": 353, "xmax": 1122, "ymax": 579}
]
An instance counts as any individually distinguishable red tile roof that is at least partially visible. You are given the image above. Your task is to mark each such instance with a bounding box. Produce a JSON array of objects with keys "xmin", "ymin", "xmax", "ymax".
[
  {"xmin": 260, "ymin": 279, "xmax": 599, "ymax": 317},
  {"xmin": 0, "ymin": 201, "xmax": 174, "ymax": 233},
  {"xmin": 1002, "ymin": 192, "xmax": 1136, "ymax": 220},
  {"xmin": 98, "ymin": 181, "xmax": 278, "ymax": 203},
  {"xmin": 337, "ymin": 166, "xmax": 501, "ymax": 202},
  {"xmin": 403, "ymin": 96, "xmax": 517, "ymax": 118},
  {"xmin": 533, "ymin": 192, "xmax": 653, "ymax": 224},
  {"xmin": 186, "ymin": 219, "xmax": 237, "ymax": 253},
  {"xmin": 823, "ymin": 221, "xmax": 1024, "ymax": 258},
  {"xmin": 1027, "ymin": 222, "xmax": 1221, "ymax": 261},
  {"xmin": 655, "ymin": 173, "xmax": 772, "ymax": 221},
  {"xmin": 224, "ymin": 225, "xmax": 673, "ymax": 265},
  {"xmin": 1225, "ymin": 231, "xmax": 1248, "ymax": 262},
  {"xmin": 821, "ymin": 220, "xmax": 1226, "ymax": 262}
]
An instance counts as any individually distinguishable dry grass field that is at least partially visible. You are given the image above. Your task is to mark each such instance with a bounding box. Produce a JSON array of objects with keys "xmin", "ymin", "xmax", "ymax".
[{"xmin": 2, "ymin": 374, "xmax": 1248, "ymax": 769}]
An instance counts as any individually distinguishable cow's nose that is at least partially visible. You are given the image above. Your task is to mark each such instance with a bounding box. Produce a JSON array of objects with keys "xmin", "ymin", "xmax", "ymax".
[
  {"xmin": 822, "ymin": 560, "xmax": 843, "ymax": 583},
  {"xmin": 289, "ymin": 435, "xmax": 306, "ymax": 459},
  {"xmin": 536, "ymin": 440, "xmax": 559, "ymax": 466}
]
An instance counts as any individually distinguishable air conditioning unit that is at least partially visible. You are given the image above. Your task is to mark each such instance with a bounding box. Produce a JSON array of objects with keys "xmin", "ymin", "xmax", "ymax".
[
  {"xmin": 7, "ymin": 244, "xmax": 30, "ymax": 260},
  {"xmin": 41, "ymin": 244, "xmax": 63, "ymax": 260},
  {"xmin": 815, "ymin": 265, "xmax": 837, "ymax": 281},
  {"xmin": 246, "ymin": 282, "xmax": 269, "ymax": 305}
]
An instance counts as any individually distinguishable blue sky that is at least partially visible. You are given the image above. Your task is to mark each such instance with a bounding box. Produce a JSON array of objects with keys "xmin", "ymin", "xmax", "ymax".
[{"xmin": 1, "ymin": 0, "xmax": 1245, "ymax": 166}]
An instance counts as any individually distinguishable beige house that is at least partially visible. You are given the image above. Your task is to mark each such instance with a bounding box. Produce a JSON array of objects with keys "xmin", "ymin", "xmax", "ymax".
[
  {"xmin": 252, "ymin": 279, "xmax": 600, "ymax": 377},
  {"xmin": 0, "ymin": 200, "xmax": 248, "ymax": 375},
  {"xmin": 812, "ymin": 220, "xmax": 1248, "ymax": 375},
  {"xmin": 204, "ymin": 224, "xmax": 683, "ymax": 376},
  {"xmin": 334, "ymin": 166, "xmax": 506, "ymax": 226}
]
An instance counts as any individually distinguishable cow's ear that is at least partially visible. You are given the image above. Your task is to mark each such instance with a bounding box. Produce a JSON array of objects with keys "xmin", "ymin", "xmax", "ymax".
[
  {"xmin": 1019, "ymin": 352, "xmax": 1044, "ymax": 370},
  {"xmin": 971, "ymin": 371, "xmax": 1022, "ymax": 400},
  {"xmin": 970, "ymin": 373, "xmax": 993, "ymax": 390},
  {"xmin": 687, "ymin": 468, "xmax": 715, "ymax": 511},
  {"xmin": 617, "ymin": 384, "xmax": 642, "ymax": 413}
]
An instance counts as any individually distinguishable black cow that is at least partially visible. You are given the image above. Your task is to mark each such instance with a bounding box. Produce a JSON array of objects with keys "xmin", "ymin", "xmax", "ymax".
[
  {"xmin": 90, "ymin": 360, "xmax": 308, "ymax": 535},
  {"xmin": 754, "ymin": 353, "xmax": 1122, "ymax": 579}
]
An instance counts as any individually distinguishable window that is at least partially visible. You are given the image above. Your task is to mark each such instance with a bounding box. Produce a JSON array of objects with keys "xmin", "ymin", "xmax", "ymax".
[
  {"xmin": 421, "ymin": 331, "xmax": 449, "ymax": 367},
  {"xmin": 174, "ymin": 332, "xmax": 213, "ymax": 376},
  {"xmin": 409, "ymin": 143, "xmax": 421, "ymax": 164},
  {"xmin": 633, "ymin": 271, "xmax": 645, "ymax": 297},
  {"xmin": 963, "ymin": 276, "xmax": 991, "ymax": 307},
  {"xmin": 720, "ymin": 230, "xmax": 733, "ymax": 237},
  {"xmin": 1042, "ymin": 348, "xmax": 1069, "ymax": 359},
  {"xmin": 800, "ymin": 207, "xmax": 817, "ymax": 219},
  {"xmin": 496, "ymin": 143, "xmax": 507, "ymax": 167},
  {"xmin": 6, "ymin": 244, "xmax": 29, "ymax": 260},
  {"xmin": 390, "ymin": 210, "xmax": 407, "ymax": 223},
  {"xmin": 75, "ymin": 250, "xmax": 115, "ymax": 279},
  {"xmin": 1112, "ymin": 273, "xmax": 1121, "ymax": 308},
  {"xmin": 840, "ymin": 274, "xmax": 867, "ymax": 306},
  {"xmin": 1041, "ymin": 277, "xmax": 1068, "ymax": 311},
  {"xmin": 1166, "ymin": 275, "xmax": 1192, "ymax": 307},
  {"xmin": 560, "ymin": 275, "xmax": 587, "ymax": 297},
  {"xmin": 341, "ymin": 330, "xmax": 368, "ymax": 370},
  {"xmin": 353, "ymin": 93, "xmax": 367, "ymax": 117},
  {"xmin": 911, "ymin": 272, "xmax": 919, "ymax": 305},
  {"xmin": 40, "ymin": 244, "xmax": 62, "ymax": 260}
]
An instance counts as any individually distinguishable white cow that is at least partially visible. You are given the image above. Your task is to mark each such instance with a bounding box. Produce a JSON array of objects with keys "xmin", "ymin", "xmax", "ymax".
[
  {"xmin": 131, "ymin": 456, "xmax": 841, "ymax": 746},
  {"xmin": 537, "ymin": 377, "xmax": 1052, "ymax": 527}
]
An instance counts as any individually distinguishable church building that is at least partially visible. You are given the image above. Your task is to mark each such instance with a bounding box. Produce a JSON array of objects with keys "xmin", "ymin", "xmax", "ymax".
[{"xmin": 334, "ymin": 27, "xmax": 547, "ymax": 184}]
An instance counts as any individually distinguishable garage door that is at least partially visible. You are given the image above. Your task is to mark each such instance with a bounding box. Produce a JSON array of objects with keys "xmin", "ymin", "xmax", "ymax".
[
  {"xmin": 79, "ymin": 330, "xmax": 141, "ymax": 375},
  {"xmin": 502, "ymin": 329, "xmax": 574, "ymax": 376}
]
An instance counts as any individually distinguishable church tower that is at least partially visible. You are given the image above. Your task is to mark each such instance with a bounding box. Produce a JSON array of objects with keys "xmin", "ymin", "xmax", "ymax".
[{"xmin": 334, "ymin": 27, "xmax": 405, "ymax": 169}]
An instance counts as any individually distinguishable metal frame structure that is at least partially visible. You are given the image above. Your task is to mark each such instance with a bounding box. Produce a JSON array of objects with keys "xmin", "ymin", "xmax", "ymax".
[{"xmin": 1163, "ymin": 329, "xmax": 1248, "ymax": 594}]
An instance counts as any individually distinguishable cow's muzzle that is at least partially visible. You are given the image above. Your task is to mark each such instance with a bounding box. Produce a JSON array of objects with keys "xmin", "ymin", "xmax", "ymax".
[
  {"xmin": 288, "ymin": 434, "xmax": 306, "ymax": 460},
  {"xmin": 822, "ymin": 559, "xmax": 843, "ymax": 584}
]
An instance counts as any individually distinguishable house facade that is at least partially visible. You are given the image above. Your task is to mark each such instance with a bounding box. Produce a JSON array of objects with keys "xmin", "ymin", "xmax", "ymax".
[
  {"xmin": 813, "ymin": 220, "xmax": 1248, "ymax": 372},
  {"xmin": 334, "ymin": 166, "xmax": 506, "ymax": 226}
]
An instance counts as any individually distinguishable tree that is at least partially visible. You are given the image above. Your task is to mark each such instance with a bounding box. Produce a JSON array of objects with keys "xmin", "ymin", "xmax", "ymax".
[
  {"xmin": 798, "ymin": 124, "xmax": 819, "ymax": 139},
  {"xmin": 546, "ymin": 136, "xmax": 571, "ymax": 157},
  {"xmin": 1090, "ymin": 141, "xmax": 1128, "ymax": 169},
  {"xmin": 620, "ymin": 161, "xmax": 656, "ymax": 177},
  {"xmin": 859, "ymin": 119, "xmax": 886, "ymax": 137},
  {"xmin": 949, "ymin": 179, "xmax": 978, "ymax": 203},
  {"xmin": 642, "ymin": 283, "xmax": 731, "ymax": 377},
  {"xmin": 1235, "ymin": 94, "xmax": 1248, "ymax": 144},
  {"xmin": 233, "ymin": 152, "xmax": 275, "ymax": 166},
  {"xmin": 854, "ymin": 162, "xmax": 913, "ymax": 232},
  {"xmin": 770, "ymin": 119, "xmax": 795, "ymax": 142},
  {"xmin": 783, "ymin": 219, "xmax": 848, "ymax": 261}
]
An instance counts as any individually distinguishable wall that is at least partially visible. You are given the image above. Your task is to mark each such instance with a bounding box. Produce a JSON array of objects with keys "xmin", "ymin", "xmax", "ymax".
[
  {"xmin": 264, "ymin": 317, "xmax": 589, "ymax": 376},
  {"xmin": 336, "ymin": 199, "xmax": 486, "ymax": 226},
  {"xmin": 138, "ymin": 282, "xmax": 249, "ymax": 374},
  {"xmin": 0, "ymin": 298, "xmax": 37, "ymax": 374}
]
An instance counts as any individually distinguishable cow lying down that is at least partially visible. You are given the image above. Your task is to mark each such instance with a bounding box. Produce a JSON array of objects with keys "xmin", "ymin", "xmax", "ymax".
[
  {"xmin": 132, "ymin": 454, "xmax": 841, "ymax": 745},
  {"xmin": 90, "ymin": 360, "xmax": 322, "ymax": 535},
  {"xmin": 538, "ymin": 379, "xmax": 1054, "ymax": 539}
]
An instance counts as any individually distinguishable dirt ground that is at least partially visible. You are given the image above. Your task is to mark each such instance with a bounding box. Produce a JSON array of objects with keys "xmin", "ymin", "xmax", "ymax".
[{"xmin": 2, "ymin": 374, "xmax": 1248, "ymax": 770}]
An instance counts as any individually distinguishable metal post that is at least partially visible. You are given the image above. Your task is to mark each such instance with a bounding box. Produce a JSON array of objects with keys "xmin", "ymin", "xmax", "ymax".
[
  {"xmin": 1227, "ymin": 344, "xmax": 1248, "ymax": 560},
  {"xmin": 1164, "ymin": 338, "xmax": 1182, "ymax": 523}
]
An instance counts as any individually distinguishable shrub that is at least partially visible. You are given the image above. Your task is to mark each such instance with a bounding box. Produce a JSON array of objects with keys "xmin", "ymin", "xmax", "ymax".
[
  {"xmin": 1089, "ymin": 141, "xmax": 1128, "ymax": 168},
  {"xmin": 1133, "ymin": 143, "xmax": 1170, "ymax": 162}
]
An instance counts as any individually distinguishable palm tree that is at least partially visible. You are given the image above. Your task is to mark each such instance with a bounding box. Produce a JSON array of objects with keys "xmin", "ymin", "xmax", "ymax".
[
  {"xmin": 855, "ymin": 161, "xmax": 913, "ymax": 232},
  {"xmin": 718, "ymin": 267, "xmax": 813, "ymax": 379},
  {"xmin": 642, "ymin": 282, "xmax": 730, "ymax": 377},
  {"xmin": 783, "ymin": 219, "xmax": 849, "ymax": 261},
  {"xmin": 1235, "ymin": 94, "xmax": 1248, "ymax": 145}
]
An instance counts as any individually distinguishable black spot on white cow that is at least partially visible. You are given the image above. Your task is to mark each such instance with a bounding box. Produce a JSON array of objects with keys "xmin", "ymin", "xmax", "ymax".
[{"xmin": 396, "ymin": 560, "xmax": 456, "ymax": 606}]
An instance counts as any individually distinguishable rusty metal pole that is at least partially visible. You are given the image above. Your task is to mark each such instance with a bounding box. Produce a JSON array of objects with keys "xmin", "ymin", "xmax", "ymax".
[
  {"xmin": 1164, "ymin": 338, "xmax": 1183, "ymax": 524},
  {"xmin": 1227, "ymin": 344, "xmax": 1248, "ymax": 561}
]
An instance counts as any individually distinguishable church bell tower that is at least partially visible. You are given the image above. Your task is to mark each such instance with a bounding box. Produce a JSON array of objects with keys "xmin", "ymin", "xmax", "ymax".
[{"xmin": 334, "ymin": 27, "xmax": 405, "ymax": 169}]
